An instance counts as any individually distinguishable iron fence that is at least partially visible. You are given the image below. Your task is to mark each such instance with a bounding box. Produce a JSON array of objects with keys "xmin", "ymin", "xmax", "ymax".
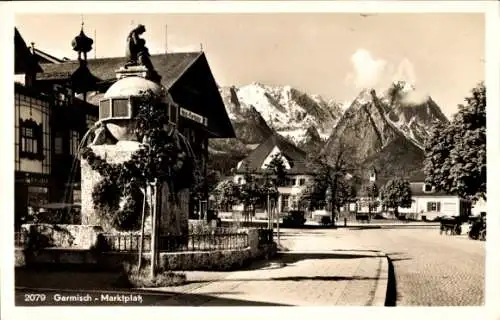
[{"xmin": 101, "ymin": 230, "xmax": 249, "ymax": 252}]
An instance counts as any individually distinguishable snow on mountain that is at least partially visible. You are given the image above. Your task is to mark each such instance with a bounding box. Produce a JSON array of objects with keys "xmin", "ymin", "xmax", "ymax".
[{"xmin": 221, "ymin": 82, "xmax": 342, "ymax": 145}]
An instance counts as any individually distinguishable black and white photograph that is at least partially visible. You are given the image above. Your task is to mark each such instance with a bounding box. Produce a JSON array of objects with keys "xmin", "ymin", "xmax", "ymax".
[{"xmin": 1, "ymin": 1, "xmax": 499, "ymax": 319}]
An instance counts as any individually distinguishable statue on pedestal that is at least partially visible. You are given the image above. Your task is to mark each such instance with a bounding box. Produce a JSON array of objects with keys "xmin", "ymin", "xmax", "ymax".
[
  {"xmin": 125, "ymin": 24, "xmax": 146, "ymax": 65},
  {"xmin": 125, "ymin": 24, "xmax": 162, "ymax": 82}
]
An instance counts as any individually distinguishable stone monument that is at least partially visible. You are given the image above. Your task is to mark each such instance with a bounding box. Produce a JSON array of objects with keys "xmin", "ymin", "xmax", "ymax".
[{"xmin": 80, "ymin": 25, "xmax": 189, "ymax": 236}]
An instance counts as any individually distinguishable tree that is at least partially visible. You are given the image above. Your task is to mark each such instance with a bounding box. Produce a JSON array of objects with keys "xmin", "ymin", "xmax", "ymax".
[
  {"xmin": 424, "ymin": 82, "xmax": 486, "ymax": 201},
  {"xmin": 380, "ymin": 178, "xmax": 412, "ymax": 217},
  {"xmin": 265, "ymin": 153, "xmax": 287, "ymax": 187},
  {"xmin": 361, "ymin": 182, "xmax": 379, "ymax": 216},
  {"xmin": 237, "ymin": 170, "xmax": 264, "ymax": 223},
  {"xmin": 213, "ymin": 180, "xmax": 240, "ymax": 212},
  {"xmin": 302, "ymin": 140, "xmax": 359, "ymax": 224}
]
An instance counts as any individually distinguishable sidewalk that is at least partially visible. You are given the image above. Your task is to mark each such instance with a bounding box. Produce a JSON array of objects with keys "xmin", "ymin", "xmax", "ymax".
[{"xmin": 149, "ymin": 229, "xmax": 389, "ymax": 306}]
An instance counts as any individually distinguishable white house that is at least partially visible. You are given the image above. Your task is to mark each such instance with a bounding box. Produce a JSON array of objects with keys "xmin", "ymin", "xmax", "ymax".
[
  {"xmin": 356, "ymin": 169, "xmax": 472, "ymax": 220},
  {"xmin": 398, "ymin": 182, "xmax": 472, "ymax": 220}
]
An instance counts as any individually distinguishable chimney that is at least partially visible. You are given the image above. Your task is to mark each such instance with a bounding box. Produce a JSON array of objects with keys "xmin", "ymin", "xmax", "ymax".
[{"xmin": 26, "ymin": 42, "xmax": 37, "ymax": 87}]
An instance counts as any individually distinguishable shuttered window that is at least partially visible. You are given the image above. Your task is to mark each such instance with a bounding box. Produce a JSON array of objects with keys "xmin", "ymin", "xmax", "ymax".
[{"xmin": 112, "ymin": 98, "xmax": 129, "ymax": 117}]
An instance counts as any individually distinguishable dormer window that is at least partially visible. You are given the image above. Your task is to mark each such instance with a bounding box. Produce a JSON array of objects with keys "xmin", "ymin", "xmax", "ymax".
[{"xmin": 423, "ymin": 184, "xmax": 435, "ymax": 193}]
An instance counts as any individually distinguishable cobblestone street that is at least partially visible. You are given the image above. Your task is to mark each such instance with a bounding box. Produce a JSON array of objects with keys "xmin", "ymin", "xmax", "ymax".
[
  {"xmin": 163, "ymin": 229, "xmax": 384, "ymax": 306},
  {"xmin": 348, "ymin": 227, "xmax": 485, "ymax": 306},
  {"xmin": 169, "ymin": 226, "xmax": 485, "ymax": 306},
  {"xmin": 279, "ymin": 225, "xmax": 485, "ymax": 306}
]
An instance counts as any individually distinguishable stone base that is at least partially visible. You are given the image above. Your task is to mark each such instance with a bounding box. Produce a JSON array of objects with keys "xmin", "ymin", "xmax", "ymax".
[
  {"xmin": 81, "ymin": 142, "xmax": 189, "ymax": 235},
  {"xmin": 116, "ymin": 66, "xmax": 148, "ymax": 79}
]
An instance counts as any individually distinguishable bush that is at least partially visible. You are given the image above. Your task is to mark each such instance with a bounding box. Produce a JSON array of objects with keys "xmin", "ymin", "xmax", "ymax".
[{"xmin": 115, "ymin": 264, "xmax": 187, "ymax": 288}]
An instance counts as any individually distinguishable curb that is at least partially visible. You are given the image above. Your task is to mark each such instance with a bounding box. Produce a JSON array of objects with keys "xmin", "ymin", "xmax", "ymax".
[{"xmin": 371, "ymin": 252, "xmax": 389, "ymax": 306}]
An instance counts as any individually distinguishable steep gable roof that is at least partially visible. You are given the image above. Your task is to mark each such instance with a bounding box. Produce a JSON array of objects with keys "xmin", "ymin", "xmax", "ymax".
[
  {"xmin": 15, "ymin": 28, "xmax": 43, "ymax": 74},
  {"xmin": 236, "ymin": 134, "xmax": 310, "ymax": 174}
]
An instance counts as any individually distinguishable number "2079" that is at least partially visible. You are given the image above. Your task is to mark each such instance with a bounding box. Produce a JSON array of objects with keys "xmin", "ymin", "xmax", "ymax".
[{"xmin": 24, "ymin": 294, "xmax": 46, "ymax": 302}]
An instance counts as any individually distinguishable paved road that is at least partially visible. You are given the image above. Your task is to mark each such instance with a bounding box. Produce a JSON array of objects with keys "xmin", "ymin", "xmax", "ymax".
[{"xmin": 279, "ymin": 226, "xmax": 485, "ymax": 306}]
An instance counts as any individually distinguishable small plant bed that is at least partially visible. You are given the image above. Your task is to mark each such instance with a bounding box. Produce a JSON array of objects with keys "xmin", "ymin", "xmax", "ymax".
[{"xmin": 115, "ymin": 264, "xmax": 187, "ymax": 288}]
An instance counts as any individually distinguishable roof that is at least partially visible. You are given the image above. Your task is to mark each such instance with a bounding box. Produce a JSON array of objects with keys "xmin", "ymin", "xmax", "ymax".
[
  {"xmin": 36, "ymin": 51, "xmax": 235, "ymax": 138},
  {"xmin": 409, "ymin": 182, "xmax": 453, "ymax": 197},
  {"xmin": 33, "ymin": 48, "xmax": 67, "ymax": 64},
  {"xmin": 37, "ymin": 52, "xmax": 202, "ymax": 90},
  {"xmin": 236, "ymin": 134, "xmax": 311, "ymax": 174},
  {"xmin": 357, "ymin": 180, "xmax": 455, "ymax": 198},
  {"xmin": 15, "ymin": 28, "xmax": 43, "ymax": 74}
]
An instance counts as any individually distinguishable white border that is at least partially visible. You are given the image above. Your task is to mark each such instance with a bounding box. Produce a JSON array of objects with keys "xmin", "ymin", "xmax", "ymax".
[{"xmin": 1, "ymin": 1, "xmax": 499, "ymax": 320}]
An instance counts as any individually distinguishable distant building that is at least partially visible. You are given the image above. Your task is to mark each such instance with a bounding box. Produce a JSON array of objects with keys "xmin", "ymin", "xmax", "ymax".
[
  {"xmin": 355, "ymin": 170, "xmax": 472, "ymax": 220},
  {"xmin": 232, "ymin": 134, "xmax": 313, "ymax": 213},
  {"xmin": 398, "ymin": 182, "xmax": 472, "ymax": 220}
]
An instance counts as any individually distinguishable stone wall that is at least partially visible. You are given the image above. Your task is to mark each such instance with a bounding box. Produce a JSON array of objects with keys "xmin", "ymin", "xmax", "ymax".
[
  {"xmin": 20, "ymin": 224, "xmax": 103, "ymax": 249},
  {"xmin": 16, "ymin": 228, "xmax": 277, "ymax": 271}
]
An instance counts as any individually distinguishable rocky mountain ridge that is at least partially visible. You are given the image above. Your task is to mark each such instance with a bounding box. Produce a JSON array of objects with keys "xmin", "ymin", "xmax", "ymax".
[{"xmin": 210, "ymin": 81, "xmax": 450, "ymax": 178}]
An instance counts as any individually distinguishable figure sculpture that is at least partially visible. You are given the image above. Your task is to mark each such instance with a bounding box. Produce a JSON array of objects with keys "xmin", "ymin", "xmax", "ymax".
[
  {"xmin": 125, "ymin": 24, "xmax": 161, "ymax": 82},
  {"xmin": 125, "ymin": 24, "xmax": 146, "ymax": 65}
]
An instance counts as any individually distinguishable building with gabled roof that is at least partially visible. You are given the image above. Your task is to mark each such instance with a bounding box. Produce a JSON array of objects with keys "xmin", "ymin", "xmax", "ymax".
[
  {"xmin": 15, "ymin": 24, "xmax": 236, "ymax": 222},
  {"xmin": 232, "ymin": 134, "xmax": 313, "ymax": 213},
  {"xmin": 36, "ymin": 51, "xmax": 235, "ymax": 140}
]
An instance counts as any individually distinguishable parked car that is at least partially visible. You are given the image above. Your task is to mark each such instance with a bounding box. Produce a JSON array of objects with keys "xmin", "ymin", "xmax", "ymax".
[{"xmin": 282, "ymin": 210, "xmax": 306, "ymax": 227}]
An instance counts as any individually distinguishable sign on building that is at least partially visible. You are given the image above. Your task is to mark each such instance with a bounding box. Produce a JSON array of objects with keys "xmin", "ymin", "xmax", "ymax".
[{"xmin": 179, "ymin": 107, "xmax": 208, "ymax": 127}]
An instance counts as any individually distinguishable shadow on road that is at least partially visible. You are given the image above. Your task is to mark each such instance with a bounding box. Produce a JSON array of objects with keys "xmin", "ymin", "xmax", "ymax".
[
  {"xmin": 384, "ymin": 257, "xmax": 397, "ymax": 307},
  {"xmin": 185, "ymin": 275, "xmax": 378, "ymax": 285},
  {"xmin": 277, "ymin": 252, "xmax": 377, "ymax": 265}
]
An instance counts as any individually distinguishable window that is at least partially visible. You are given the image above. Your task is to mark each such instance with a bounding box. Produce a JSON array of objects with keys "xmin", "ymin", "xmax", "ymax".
[
  {"xmin": 427, "ymin": 202, "xmax": 441, "ymax": 212},
  {"xmin": 112, "ymin": 98, "xmax": 130, "ymax": 117},
  {"xmin": 27, "ymin": 186, "xmax": 49, "ymax": 208},
  {"xmin": 424, "ymin": 184, "xmax": 434, "ymax": 193},
  {"xmin": 281, "ymin": 194, "xmax": 290, "ymax": 212},
  {"xmin": 99, "ymin": 99, "xmax": 111, "ymax": 119},
  {"xmin": 19, "ymin": 119, "xmax": 42, "ymax": 160},
  {"xmin": 299, "ymin": 178, "xmax": 306, "ymax": 186},
  {"xmin": 169, "ymin": 104, "xmax": 178, "ymax": 124},
  {"xmin": 69, "ymin": 130, "xmax": 80, "ymax": 156},
  {"xmin": 54, "ymin": 133, "xmax": 63, "ymax": 155},
  {"xmin": 291, "ymin": 196, "xmax": 298, "ymax": 209}
]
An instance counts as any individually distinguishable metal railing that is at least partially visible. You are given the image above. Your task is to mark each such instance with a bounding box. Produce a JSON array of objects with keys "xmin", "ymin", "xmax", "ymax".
[{"xmin": 101, "ymin": 231, "xmax": 249, "ymax": 252}]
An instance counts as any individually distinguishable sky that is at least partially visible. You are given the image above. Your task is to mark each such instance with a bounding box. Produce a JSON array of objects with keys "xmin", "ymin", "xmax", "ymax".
[{"xmin": 15, "ymin": 12, "xmax": 485, "ymax": 118}]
